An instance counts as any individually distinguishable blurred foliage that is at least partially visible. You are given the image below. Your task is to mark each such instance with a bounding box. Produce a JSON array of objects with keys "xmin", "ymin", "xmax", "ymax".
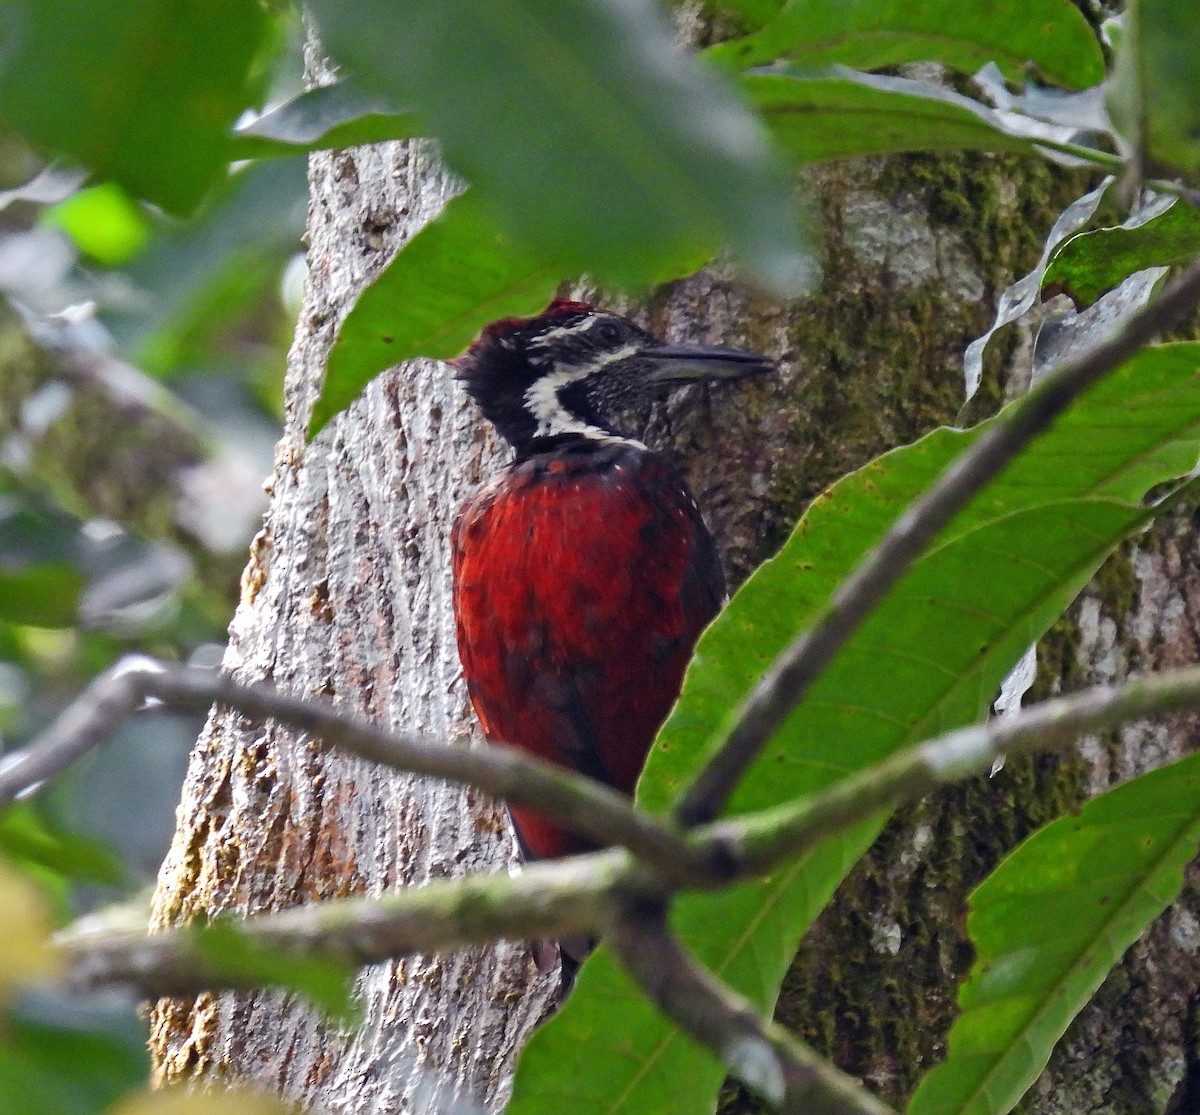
[
  {"xmin": 0, "ymin": 7, "xmax": 304, "ymax": 1108},
  {"xmin": 110, "ymin": 1086, "xmax": 294, "ymax": 1115}
]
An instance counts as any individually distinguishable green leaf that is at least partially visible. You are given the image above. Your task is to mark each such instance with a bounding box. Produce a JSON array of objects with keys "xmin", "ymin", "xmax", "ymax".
[
  {"xmin": 707, "ymin": 0, "xmax": 1104, "ymax": 88},
  {"xmin": 706, "ymin": 0, "xmax": 787, "ymax": 31},
  {"xmin": 0, "ymin": 805, "xmax": 123, "ymax": 885},
  {"xmin": 230, "ymin": 82, "xmax": 421, "ymax": 160},
  {"xmin": 193, "ymin": 921, "xmax": 358, "ymax": 1023},
  {"xmin": 1043, "ymin": 199, "xmax": 1200, "ymax": 307},
  {"xmin": 508, "ymin": 343, "xmax": 1200, "ymax": 1114},
  {"xmin": 0, "ymin": 0, "xmax": 272, "ymax": 215},
  {"xmin": 306, "ymin": 0, "xmax": 812, "ymax": 295},
  {"xmin": 0, "ymin": 563, "xmax": 84, "ymax": 628},
  {"xmin": 909, "ymin": 753, "xmax": 1200, "ymax": 1115},
  {"xmin": 0, "ymin": 1016, "xmax": 148, "ymax": 1115},
  {"xmin": 742, "ymin": 70, "xmax": 1038, "ymax": 164},
  {"xmin": 0, "ymin": 504, "xmax": 79, "ymax": 568},
  {"xmin": 1140, "ymin": 0, "xmax": 1200, "ymax": 173},
  {"xmin": 42, "ymin": 184, "xmax": 149, "ymax": 266},
  {"xmin": 310, "ymin": 191, "xmax": 562, "ymax": 437}
]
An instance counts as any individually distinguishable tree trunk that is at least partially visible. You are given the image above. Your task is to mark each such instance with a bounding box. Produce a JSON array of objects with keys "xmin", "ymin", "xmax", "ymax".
[
  {"xmin": 148, "ymin": 42, "xmax": 1199, "ymax": 1115},
  {"xmin": 148, "ymin": 87, "xmax": 559, "ymax": 1110}
]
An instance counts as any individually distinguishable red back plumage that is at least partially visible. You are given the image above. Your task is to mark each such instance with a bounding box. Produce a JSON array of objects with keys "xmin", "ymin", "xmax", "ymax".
[
  {"xmin": 450, "ymin": 300, "xmax": 769, "ymax": 861},
  {"xmin": 452, "ymin": 442, "xmax": 723, "ymax": 859}
]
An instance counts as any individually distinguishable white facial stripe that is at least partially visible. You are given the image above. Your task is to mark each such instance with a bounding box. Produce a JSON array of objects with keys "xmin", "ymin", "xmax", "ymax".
[
  {"xmin": 522, "ymin": 348, "xmax": 646, "ymax": 448},
  {"xmin": 527, "ymin": 322, "xmax": 585, "ymax": 349},
  {"xmin": 552, "ymin": 342, "xmax": 639, "ymax": 375},
  {"xmin": 526, "ymin": 314, "xmax": 627, "ymax": 353}
]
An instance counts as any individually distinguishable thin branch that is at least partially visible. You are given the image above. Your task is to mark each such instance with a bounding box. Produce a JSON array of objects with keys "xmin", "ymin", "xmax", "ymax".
[
  {"xmin": 717, "ymin": 665, "xmax": 1200, "ymax": 879},
  {"xmin": 49, "ymin": 665, "xmax": 1200, "ymax": 1006},
  {"xmin": 0, "ymin": 658, "xmax": 717, "ymax": 886},
  {"xmin": 61, "ymin": 849, "xmax": 642, "ymax": 999},
  {"xmin": 605, "ymin": 902, "xmax": 897, "ymax": 1115},
  {"xmin": 674, "ymin": 256, "xmax": 1200, "ymax": 827},
  {"xmin": 18, "ymin": 652, "xmax": 1200, "ymax": 916},
  {"xmin": 1019, "ymin": 139, "xmax": 1200, "ymax": 207}
]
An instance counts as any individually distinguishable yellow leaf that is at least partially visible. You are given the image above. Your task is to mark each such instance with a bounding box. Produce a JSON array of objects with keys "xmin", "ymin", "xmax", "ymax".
[
  {"xmin": 109, "ymin": 1084, "xmax": 297, "ymax": 1115},
  {"xmin": 0, "ymin": 856, "xmax": 58, "ymax": 1002}
]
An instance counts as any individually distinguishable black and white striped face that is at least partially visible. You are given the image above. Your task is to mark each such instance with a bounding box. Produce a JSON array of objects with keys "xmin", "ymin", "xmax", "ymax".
[
  {"xmin": 452, "ymin": 298, "xmax": 773, "ymax": 459},
  {"xmin": 519, "ymin": 307, "xmax": 659, "ymax": 444}
]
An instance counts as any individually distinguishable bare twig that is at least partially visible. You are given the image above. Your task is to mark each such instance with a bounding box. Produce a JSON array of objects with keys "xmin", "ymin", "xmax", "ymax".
[
  {"xmin": 46, "ymin": 664, "xmax": 1200, "ymax": 1009},
  {"xmin": 16, "ymin": 654, "xmax": 1200, "ymax": 910},
  {"xmin": 1028, "ymin": 140, "xmax": 1200, "ymax": 206},
  {"xmin": 717, "ymin": 665, "xmax": 1200, "ymax": 878},
  {"xmin": 61, "ymin": 849, "xmax": 641, "ymax": 998},
  {"xmin": 606, "ymin": 902, "xmax": 897, "ymax": 1115},
  {"xmin": 0, "ymin": 658, "xmax": 716, "ymax": 885},
  {"xmin": 675, "ymin": 256, "xmax": 1200, "ymax": 827}
]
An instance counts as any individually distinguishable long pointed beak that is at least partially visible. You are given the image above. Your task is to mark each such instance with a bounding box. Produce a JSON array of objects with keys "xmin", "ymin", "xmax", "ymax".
[{"xmin": 641, "ymin": 342, "xmax": 774, "ymax": 385}]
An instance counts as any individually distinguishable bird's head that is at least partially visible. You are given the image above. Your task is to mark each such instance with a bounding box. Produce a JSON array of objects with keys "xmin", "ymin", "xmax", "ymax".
[{"xmin": 452, "ymin": 297, "xmax": 773, "ymax": 458}]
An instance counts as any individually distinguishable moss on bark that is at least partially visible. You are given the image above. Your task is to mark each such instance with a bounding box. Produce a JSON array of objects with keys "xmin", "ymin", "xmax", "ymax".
[{"xmin": 709, "ymin": 146, "xmax": 1105, "ymax": 1111}]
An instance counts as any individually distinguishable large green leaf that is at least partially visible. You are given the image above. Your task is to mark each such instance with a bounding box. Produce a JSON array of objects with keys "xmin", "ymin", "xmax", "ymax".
[
  {"xmin": 310, "ymin": 192, "xmax": 562, "ymax": 436},
  {"xmin": 114, "ymin": 159, "xmax": 308, "ymax": 374},
  {"xmin": 507, "ymin": 343, "xmax": 1200, "ymax": 1114},
  {"xmin": 909, "ymin": 753, "xmax": 1200, "ymax": 1115},
  {"xmin": 707, "ymin": 0, "xmax": 1104, "ymax": 88},
  {"xmin": 306, "ymin": 0, "xmax": 811, "ymax": 295},
  {"xmin": 742, "ymin": 71, "xmax": 1039, "ymax": 164},
  {"xmin": 1043, "ymin": 199, "xmax": 1200, "ymax": 307},
  {"xmin": 1140, "ymin": 0, "xmax": 1200, "ymax": 173},
  {"xmin": 0, "ymin": 0, "xmax": 271, "ymax": 214}
]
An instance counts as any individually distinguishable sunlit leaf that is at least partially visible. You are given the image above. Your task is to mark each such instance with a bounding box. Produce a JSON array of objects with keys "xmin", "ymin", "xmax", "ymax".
[
  {"xmin": 307, "ymin": 0, "xmax": 812, "ymax": 295},
  {"xmin": 508, "ymin": 344, "xmax": 1200, "ymax": 1113},
  {"xmin": 41, "ymin": 184, "xmax": 149, "ymax": 266},
  {"xmin": 111, "ymin": 1085, "xmax": 292, "ymax": 1115},
  {"xmin": 0, "ymin": 858, "xmax": 58, "ymax": 1003},
  {"xmin": 311, "ymin": 191, "xmax": 561, "ymax": 436},
  {"xmin": 909, "ymin": 753, "xmax": 1200, "ymax": 1115},
  {"xmin": 743, "ymin": 70, "xmax": 1039, "ymax": 163},
  {"xmin": 708, "ymin": 0, "xmax": 1104, "ymax": 88}
]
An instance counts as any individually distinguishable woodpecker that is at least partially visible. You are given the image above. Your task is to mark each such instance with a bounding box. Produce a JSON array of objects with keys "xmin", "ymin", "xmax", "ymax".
[{"xmin": 451, "ymin": 297, "xmax": 771, "ymax": 863}]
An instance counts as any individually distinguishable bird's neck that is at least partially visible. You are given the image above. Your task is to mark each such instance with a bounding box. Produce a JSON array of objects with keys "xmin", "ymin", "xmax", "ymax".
[{"xmin": 513, "ymin": 428, "xmax": 647, "ymax": 464}]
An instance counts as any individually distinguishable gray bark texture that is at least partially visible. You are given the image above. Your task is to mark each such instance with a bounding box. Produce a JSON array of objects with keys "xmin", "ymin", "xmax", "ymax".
[
  {"xmin": 147, "ymin": 48, "xmax": 1200, "ymax": 1115},
  {"xmin": 147, "ymin": 130, "xmax": 560, "ymax": 1110}
]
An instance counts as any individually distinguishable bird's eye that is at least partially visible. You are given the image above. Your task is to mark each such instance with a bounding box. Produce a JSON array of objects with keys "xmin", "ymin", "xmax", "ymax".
[{"xmin": 593, "ymin": 320, "xmax": 623, "ymax": 346}]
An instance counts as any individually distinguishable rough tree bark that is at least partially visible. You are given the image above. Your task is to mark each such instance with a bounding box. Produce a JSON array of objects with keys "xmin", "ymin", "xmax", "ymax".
[
  {"xmin": 147, "ymin": 42, "xmax": 1200, "ymax": 1115},
  {"xmin": 148, "ymin": 110, "xmax": 559, "ymax": 1115}
]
